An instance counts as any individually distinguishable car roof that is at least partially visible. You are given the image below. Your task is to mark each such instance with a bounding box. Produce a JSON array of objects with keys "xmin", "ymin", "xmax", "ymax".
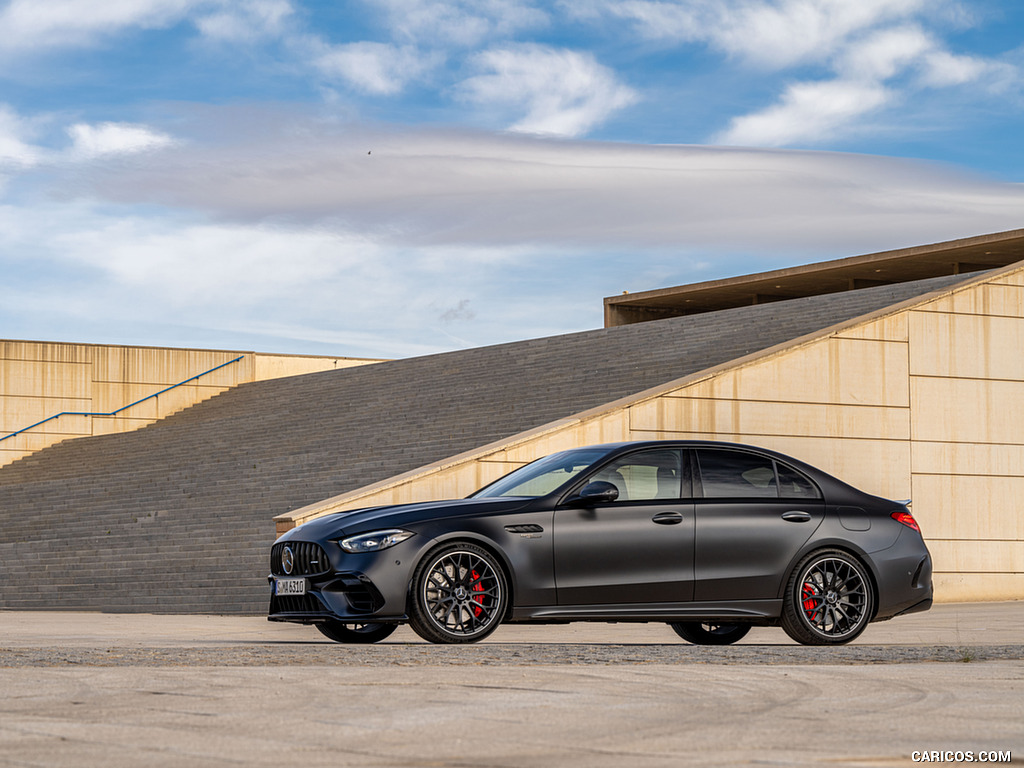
[{"xmin": 567, "ymin": 439, "xmax": 792, "ymax": 453}]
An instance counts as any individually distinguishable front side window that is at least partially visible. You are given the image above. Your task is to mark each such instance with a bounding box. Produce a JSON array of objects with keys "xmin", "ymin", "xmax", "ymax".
[
  {"xmin": 586, "ymin": 449, "xmax": 683, "ymax": 501},
  {"xmin": 696, "ymin": 449, "xmax": 778, "ymax": 498}
]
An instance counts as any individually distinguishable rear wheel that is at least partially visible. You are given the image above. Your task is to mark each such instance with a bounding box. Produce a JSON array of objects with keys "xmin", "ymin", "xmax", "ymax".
[
  {"xmin": 669, "ymin": 622, "xmax": 751, "ymax": 645},
  {"xmin": 316, "ymin": 620, "xmax": 397, "ymax": 644},
  {"xmin": 408, "ymin": 542, "xmax": 508, "ymax": 644},
  {"xmin": 780, "ymin": 549, "xmax": 874, "ymax": 645}
]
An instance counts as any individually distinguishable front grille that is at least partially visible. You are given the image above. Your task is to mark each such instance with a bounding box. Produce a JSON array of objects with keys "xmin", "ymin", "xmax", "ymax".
[
  {"xmin": 271, "ymin": 541, "xmax": 330, "ymax": 576},
  {"xmin": 270, "ymin": 592, "xmax": 326, "ymax": 615}
]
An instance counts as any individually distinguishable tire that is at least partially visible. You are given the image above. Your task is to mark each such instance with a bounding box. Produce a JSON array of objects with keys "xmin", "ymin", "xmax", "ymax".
[
  {"xmin": 780, "ymin": 549, "xmax": 875, "ymax": 645},
  {"xmin": 669, "ymin": 622, "xmax": 751, "ymax": 645},
  {"xmin": 316, "ymin": 620, "xmax": 397, "ymax": 644},
  {"xmin": 408, "ymin": 542, "xmax": 508, "ymax": 644}
]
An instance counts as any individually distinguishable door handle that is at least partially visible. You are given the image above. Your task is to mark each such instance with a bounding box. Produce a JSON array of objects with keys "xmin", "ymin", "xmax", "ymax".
[
  {"xmin": 781, "ymin": 510, "xmax": 812, "ymax": 523},
  {"xmin": 652, "ymin": 511, "xmax": 684, "ymax": 525}
]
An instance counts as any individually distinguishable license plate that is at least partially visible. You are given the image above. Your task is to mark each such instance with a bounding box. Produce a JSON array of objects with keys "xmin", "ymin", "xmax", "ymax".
[{"xmin": 275, "ymin": 577, "xmax": 306, "ymax": 596}]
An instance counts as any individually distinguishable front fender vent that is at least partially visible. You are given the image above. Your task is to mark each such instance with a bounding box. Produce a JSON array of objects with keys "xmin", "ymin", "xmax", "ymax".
[{"xmin": 504, "ymin": 524, "xmax": 544, "ymax": 534}]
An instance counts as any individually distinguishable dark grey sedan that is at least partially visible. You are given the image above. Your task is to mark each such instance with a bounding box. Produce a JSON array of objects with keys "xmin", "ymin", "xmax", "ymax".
[{"xmin": 268, "ymin": 441, "xmax": 933, "ymax": 645}]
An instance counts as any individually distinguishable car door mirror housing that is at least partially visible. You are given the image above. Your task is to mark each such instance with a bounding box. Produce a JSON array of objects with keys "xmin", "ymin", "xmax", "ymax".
[{"xmin": 570, "ymin": 481, "xmax": 619, "ymax": 505}]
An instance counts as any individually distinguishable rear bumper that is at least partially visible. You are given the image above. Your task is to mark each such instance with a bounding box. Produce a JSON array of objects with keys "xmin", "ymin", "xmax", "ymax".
[
  {"xmin": 873, "ymin": 530, "xmax": 933, "ymax": 620},
  {"xmin": 893, "ymin": 596, "xmax": 933, "ymax": 617}
]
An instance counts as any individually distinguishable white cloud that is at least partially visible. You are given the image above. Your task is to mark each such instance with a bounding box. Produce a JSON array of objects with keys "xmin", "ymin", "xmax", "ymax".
[
  {"xmin": 67, "ymin": 122, "xmax": 176, "ymax": 159},
  {"xmin": 578, "ymin": 0, "xmax": 929, "ymax": 69},
  {"xmin": 52, "ymin": 218, "xmax": 359, "ymax": 302},
  {"xmin": 0, "ymin": 0, "xmax": 202, "ymax": 54},
  {"xmin": 725, "ymin": 19, "xmax": 1009, "ymax": 146},
  {"xmin": 837, "ymin": 25, "xmax": 932, "ymax": 81},
  {"xmin": 6, "ymin": 123, "xmax": 1024, "ymax": 357},
  {"xmin": 305, "ymin": 1, "xmax": 551, "ymax": 103},
  {"xmin": 372, "ymin": 0, "xmax": 548, "ymax": 47},
  {"xmin": 195, "ymin": 0, "xmax": 293, "ymax": 42},
  {"xmin": 72, "ymin": 120, "xmax": 1024, "ymax": 252},
  {"xmin": 314, "ymin": 42, "xmax": 441, "ymax": 95},
  {"xmin": 570, "ymin": 0, "xmax": 1016, "ymax": 146},
  {"xmin": 0, "ymin": 104, "xmax": 40, "ymax": 167},
  {"xmin": 718, "ymin": 0, "xmax": 934, "ymax": 69},
  {"xmin": 917, "ymin": 50, "xmax": 996, "ymax": 88},
  {"xmin": 0, "ymin": 0, "xmax": 298, "ymax": 56},
  {"xmin": 0, "ymin": 201, "xmax": 567, "ymax": 357},
  {"xmin": 716, "ymin": 79, "xmax": 891, "ymax": 146},
  {"xmin": 457, "ymin": 45, "xmax": 637, "ymax": 136}
]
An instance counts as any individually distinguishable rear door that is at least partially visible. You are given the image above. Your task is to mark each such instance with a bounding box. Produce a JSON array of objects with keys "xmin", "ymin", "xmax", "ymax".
[{"xmin": 692, "ymin": 448, "xmax": 824, "ymax": 601}]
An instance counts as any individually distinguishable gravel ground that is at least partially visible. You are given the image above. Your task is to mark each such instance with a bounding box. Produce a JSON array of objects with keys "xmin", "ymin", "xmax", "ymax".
[
  {"xmin": 2, "ymin": 607, "xmax": 1021, "ymax": 767},
  {"xmin": 3, "ymin": 642, "xmax": 1023, "ymax": 667}
]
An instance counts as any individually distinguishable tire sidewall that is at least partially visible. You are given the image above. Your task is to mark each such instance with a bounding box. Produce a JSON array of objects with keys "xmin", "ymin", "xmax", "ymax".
[
  {"xmin": 781, "ymin": 548, "xmax": 875, "ymax": 645},
  {"xmin": 316, "ymin": 620, "xmax": 397, "ymax": 644},
  {"xmin": 408, "ymin": 541, "xmax": 508, "ymax": 644},
  {"xmin": 670, "ymin": 622, "xmax": 751, "ymax": 645}
]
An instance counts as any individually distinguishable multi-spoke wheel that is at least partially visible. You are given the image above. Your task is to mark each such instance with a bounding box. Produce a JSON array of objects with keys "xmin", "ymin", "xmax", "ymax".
[
  {"xmin": 781, "ymin": 549, "xmax": 875, "ymax": 645},
  {"xmin": 316, "ymin": 620, "xmax": 397, "ymax": 644},
  {"xmin": 408, "ymin": 542, "xmax": 508, "ymax": 644},
  {"xmin": 669, "ymin": 622, "xmax": 751, "ymax": 645}
]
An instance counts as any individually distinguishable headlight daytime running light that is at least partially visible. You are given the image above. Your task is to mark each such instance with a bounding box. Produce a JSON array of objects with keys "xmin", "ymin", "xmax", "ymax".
[{"xmin": 340, "ymin": 528, "xmax": 414, "ymax": 554}]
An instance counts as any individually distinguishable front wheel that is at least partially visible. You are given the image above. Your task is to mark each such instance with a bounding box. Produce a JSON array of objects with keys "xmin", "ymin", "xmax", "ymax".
[
  {"xmin": 408, "ymin": 542, "xmax": 508, "ymax": 644},
  {"xmin": 316, "ymin": 620, "xmax": 397, "ymax": 644},
  {"xmin": 669, "ymin": 622, "xmax": 751, "ymax": 645},
  {"xmin": 780, "ymin": 549, "xmax": 875, "ymax": 645}
]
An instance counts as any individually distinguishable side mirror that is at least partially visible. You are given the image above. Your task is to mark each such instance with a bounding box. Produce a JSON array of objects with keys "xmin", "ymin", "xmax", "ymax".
[{"xmin": 570, "ymin": 481, "xmax": 619, "ymax": 506}]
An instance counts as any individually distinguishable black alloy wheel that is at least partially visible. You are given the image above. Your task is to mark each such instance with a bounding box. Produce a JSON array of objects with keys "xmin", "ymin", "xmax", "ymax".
[
  {"xmin": 408, "ymin": 542, "xmax": 508, "ymax": 644},
  {"xmin": 669, "ymin": 622, "xmax": 751, "ymax": 645},
  {"xmin": 316, "ymin": 620, "xmax": 397, "ymax": 644},
  {"xmin": 781, "ymin": 549, "xmax": 875, "ymax": 645}
]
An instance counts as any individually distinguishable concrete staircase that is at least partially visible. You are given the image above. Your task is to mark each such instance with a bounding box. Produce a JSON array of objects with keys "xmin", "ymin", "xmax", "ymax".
[{"xmin": 0, "ymin": 274, "xmax": 971, "ymax": 614}]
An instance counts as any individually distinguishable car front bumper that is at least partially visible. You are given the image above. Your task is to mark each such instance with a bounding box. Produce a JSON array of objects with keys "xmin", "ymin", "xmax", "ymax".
[{"xmin": 268, "ymin": 537, "xmax": 421, "ymax": 623}]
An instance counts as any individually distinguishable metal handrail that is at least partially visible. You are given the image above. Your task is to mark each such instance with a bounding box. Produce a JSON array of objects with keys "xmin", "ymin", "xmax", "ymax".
[{"xmin": 0, "ymin": 355, "xmax": 245, "ymax": 444}]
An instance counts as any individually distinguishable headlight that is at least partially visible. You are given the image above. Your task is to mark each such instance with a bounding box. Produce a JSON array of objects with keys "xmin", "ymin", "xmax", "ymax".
[{"xmin": 339, "ymin": 529, "xmax": 414, "ymax": 553}]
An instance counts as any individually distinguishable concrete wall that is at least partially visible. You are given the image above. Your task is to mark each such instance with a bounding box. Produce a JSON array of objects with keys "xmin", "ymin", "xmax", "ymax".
[
  {"xmin": 0, "ymin": 341, "xmax": 382, "ymax": 467},
  {"xmin": 276, "ymin": 264, "xmax": 1024, "ymax": 603}
]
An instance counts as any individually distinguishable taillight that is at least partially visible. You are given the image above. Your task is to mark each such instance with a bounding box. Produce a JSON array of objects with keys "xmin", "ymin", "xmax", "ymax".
[{"xmin": 891, "ymin": 510, "xmax": 920, "ymax": 532}]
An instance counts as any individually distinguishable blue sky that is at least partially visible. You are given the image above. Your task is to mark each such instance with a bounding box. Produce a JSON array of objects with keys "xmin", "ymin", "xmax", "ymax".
[{"xmin": 1, "ymin": 0, "xmax": 1023, "ymax": 358}]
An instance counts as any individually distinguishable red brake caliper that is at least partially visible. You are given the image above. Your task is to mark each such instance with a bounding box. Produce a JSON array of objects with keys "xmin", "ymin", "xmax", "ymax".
[
  {"xmin": 470, "ymin": 570, "xmax": 485, "ymax": 617},
  {"xmin": 801, "ymin": 582, "xmax": 819, "ymax": 617}
]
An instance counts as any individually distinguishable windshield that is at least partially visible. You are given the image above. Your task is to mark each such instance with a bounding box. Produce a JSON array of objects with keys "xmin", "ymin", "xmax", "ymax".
[{"xmin": 470, "ymin": 448, "xmax": 608, "ymax": 498}]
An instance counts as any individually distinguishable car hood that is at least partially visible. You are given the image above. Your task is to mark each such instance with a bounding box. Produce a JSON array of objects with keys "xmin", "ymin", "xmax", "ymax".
[{"xmin": 282, "ymin": 497, "xmax": 532, "ymax": 541}]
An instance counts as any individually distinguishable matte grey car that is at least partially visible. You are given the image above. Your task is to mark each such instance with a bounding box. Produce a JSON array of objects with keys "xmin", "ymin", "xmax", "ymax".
[{"xmin": 269, "ymin": 441, "xmax": 933, "ymax": 645}]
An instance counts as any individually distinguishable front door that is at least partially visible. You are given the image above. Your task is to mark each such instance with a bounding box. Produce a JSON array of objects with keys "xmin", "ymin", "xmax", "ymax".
[{"xmin": 553, "ymin": 448, "xmax": 695, "ymax": 605}]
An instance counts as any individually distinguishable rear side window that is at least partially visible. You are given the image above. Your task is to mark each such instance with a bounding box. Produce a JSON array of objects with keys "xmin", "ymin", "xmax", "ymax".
[
  {"xmin": 696, "ymin": 449, "xmax": 822, "ymax": 499},
  {"xmin": 776, "ymin": 463, "xmax": 821, "ymax": 499},
  {"xmin": 696, "ymin": 450, "xmax": 779, "ymax": 498}
]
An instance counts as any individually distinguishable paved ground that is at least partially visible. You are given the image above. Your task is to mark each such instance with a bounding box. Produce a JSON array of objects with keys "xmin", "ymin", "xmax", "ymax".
[{"xmin": 1, "ymin": 603, "xmax": 1022, "ymax": 767}]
